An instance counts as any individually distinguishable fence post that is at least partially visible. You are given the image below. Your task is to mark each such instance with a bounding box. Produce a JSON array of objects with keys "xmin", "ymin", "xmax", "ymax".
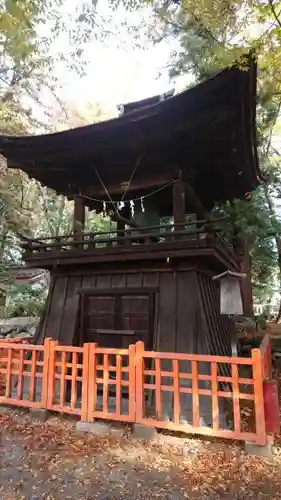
[
  {"xmin": 46, "ymin": 340, "xmax": 57, "ymax": 410},
  {"xmin": 128, "ymin": 343, "xmax": 136, "ymax": 419},
  {"xmin": 41, "ymin": 338, "xmax": 51, "ymax": 407},
  {"xmin": 252, "ymin": 348, "xmax": 267, "ymax": 445},
  {"xmin": 81, "ymin": 343, "xmax": 97, "ymax": 422},
  {"xmin": 81, "ymin": 343, "xmax": 90, "ymax": 421},
  {"xmin": 135, "ymin": 341, "xmax": 145, "ymax": 423}
]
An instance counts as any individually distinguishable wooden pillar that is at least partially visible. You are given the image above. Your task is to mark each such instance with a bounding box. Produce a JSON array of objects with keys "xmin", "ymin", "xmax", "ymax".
[
  {"xmin": 173, "ymin": 177, "xmax": 185, "ymax": 229},
  {"xmin": 117, "ymin": 219, "xmax": 125, "ymax": 245},
  {"xmin": 73, "ymin": 196, "xmax": 85, "ymax": 234}
]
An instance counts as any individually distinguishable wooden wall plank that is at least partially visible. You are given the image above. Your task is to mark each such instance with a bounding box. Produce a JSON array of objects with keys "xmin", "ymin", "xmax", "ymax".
[
  {"xmin": 157, "ymin": 271, "xmax": 177, "ymax": 420},
  {"xmin": 59, "ymin": 276, "xmax": 83, "ymax": 345},
  {"xmin": 198, "ymin": 272, "xmax": 232, "ymax": 358},
  {"xmin": 111, "ymin": 274, "xmax": 126, "ymax": 288},
  {"xmin": 196, "ymin": 273, "xmax": 213, "ymax": 355},
  {"xmin": 196, "ymin": 270, "xmax": 232, "ymax": 427},
  {"xmin": 143, "ymin": 272, "xmax": 159, "ymax": 288},
  {"xmin": 157, "ymin": 272, "xmax": 177, "ymax": 352},
  {"xmin": 195, "ymin": 272, "xmax": 215, "ymax": 427},
  {"xmin": 176, "ymin": 271, "xmax": 198, "ymax": 354},
  {"xmin": 45, "ymin": 276, "xmax": 68, "ymax": 341},
  {"xmin": 126, "ymin": 273, "xmax": 143, "ymax": 288},
  {"xmin": 176, "ymin": 271, "xmax": 198, "ymax": 423},
  {"xmin": 96, "ymin": 275, "xmax": 111, "ymax": 288},
  {"xmin": 35, "ymin": 276, "xmax": 55, "ymax": 345},
  {"xmin": 82, "ymin": 274, "xmax": 97, "ymax": 290}
]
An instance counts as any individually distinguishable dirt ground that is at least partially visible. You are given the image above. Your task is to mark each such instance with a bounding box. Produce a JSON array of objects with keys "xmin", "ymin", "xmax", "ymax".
[{"xmin": 0, "ymin": 408, "xmax": 281, "ymax": 500}]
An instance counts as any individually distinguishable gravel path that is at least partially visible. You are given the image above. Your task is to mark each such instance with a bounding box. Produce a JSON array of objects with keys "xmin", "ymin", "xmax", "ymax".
[{"xmin": 0, "ymin": 409, "xmax": 281, "ymax": 500}]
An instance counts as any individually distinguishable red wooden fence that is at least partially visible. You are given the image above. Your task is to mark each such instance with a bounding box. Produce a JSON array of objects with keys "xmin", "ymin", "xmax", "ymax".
[
  {"xmin": 46, "ymin": 341, "xmax": 85, "ymax": 416},
  {"xmin": 0, "ymin": 336, "xmax": 275, "ymax": 446},
  {"xmin": 134, "ymin": 341, "xmax": 267, "ymax": 444},
  {"xmin": 0, "ymin": 341, "xmax": 45, "ymax": 408},
  {"xmin": 84, "ymin": 343, "xmax": 136, "ymax": 422}
]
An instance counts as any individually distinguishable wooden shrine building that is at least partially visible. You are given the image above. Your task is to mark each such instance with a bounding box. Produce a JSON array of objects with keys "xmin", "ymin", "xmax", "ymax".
[{"xmin": 0, "ymin": 58, "xmax": 261, "ymax": 366}]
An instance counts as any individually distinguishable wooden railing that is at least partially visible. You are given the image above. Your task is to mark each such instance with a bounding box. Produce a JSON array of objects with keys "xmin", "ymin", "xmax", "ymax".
[
  {"xmin": 0, "ymin": 339, "xmax": 274, "ymax": 446},
  {"xmin": 0, "ymin": 342, "xmax": 45, "ymax": 408},
  {"xmin": 47, "ymin": 342, "xmax": 85, "ymax": 416},
  {"xmin": 21, "ymin": 220, "xmax": 230, "ymax": 257},
  {"xmin": 134, "ymin": 342, "xmax": 267, "ymax": 444}
]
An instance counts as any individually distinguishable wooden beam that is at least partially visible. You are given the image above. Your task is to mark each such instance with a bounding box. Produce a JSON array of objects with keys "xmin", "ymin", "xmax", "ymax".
[
  {"xmin": 78, "ymin": 287, "xmax": 158, "ymax": 295},
  {"xmin": 73, "ymin": 196, "xmax": 85, "ymax": 234},
  {"xmin": 173, "ymin": 177, "xmax": 185, "ymax": 228},
  {"xmin": 84, "ymin": 173, "xmax": 172, "ymax": 198},
  {"xmin": 23, "ymin": 244, "xmax": 237, "ymax": 270},
  {"xmin": 116, "ymin": 218, "xmax": 125, "ymax": 246},
  {"xmin": 91, "ymin": 329, "xmax": 137, "ymax": 335}
]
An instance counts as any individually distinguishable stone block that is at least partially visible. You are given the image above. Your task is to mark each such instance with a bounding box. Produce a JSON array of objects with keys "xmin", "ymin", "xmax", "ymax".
[
  {"xmin": 76, "ymin": 420, "xmax": 111, "ymax": 435},
  {"xmin": 29, "ymin": 408, "xmax": 50, "ymax": 422},
  {"xmin": 245, "ymin": 440, "xmax": 273, "ymax": 459},
  {"xmin": 132, "ymin": 423, "xmax": 157, "ymax": 440}
]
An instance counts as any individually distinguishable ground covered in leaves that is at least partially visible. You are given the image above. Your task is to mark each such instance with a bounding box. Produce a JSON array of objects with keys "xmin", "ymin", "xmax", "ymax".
[{"xmin": 0, "ymin": 408, "xmax": 281, "ymax": 500}]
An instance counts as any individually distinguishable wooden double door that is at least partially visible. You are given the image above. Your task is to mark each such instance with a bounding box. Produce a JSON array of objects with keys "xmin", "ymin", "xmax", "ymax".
[{"xmin": 79, "ymin": 289, "xmax": 155, "ymax": 350}]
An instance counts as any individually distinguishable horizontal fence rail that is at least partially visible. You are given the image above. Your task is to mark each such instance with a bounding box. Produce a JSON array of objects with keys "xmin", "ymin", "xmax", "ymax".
[{"xmin": 0, "ymin": 336, "xmax": 274, "ymax": 446}]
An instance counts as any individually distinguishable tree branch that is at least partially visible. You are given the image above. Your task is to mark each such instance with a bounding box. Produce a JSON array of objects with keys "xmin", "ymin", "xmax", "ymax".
[
  {"xmin": 264, "ymin": 102, "xmax": 281, "ymax": 156},
  {"xmin": 269, "ymin": 0, "xmax": 281, "ymax": 29}
]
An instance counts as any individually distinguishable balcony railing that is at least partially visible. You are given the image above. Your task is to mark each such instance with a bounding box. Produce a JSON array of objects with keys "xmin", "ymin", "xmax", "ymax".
[
  {"xmin": 21, "ymin": 221, "xmax": 222, "ymax": 252},
  {"xmin": 20, "ymin": 219, "xmax": 237, "ymax": 268}
]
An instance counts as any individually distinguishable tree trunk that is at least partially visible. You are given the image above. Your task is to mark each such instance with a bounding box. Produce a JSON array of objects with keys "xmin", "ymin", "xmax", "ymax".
[
  {"xmin": 274, "ymin": 248, "xmax": 281, "ymax": 322},
  {"xmin": 233, "ymin": 236, "xmax": 254, "ymax": 317},
  {"xmin": 275, "ymin": 279, "xmax": 281, "ymax": 323},
  {"xmin": 263, "ymin": 185, "xmax": 281, "ymax": 322},
  {"xmin": 0, "ymin": 225, "xmax": 8, "ymax": 262}
]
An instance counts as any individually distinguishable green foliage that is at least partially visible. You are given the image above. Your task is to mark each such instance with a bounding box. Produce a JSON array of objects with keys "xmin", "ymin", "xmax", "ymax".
[
  {"xmin": 0, "ymin": 0, "xmax": 101, "ymax": 256},
  {"xmin": 255, "ymin": 312, "xmax": 268, "ymax": 330},
  {"xmin": 5, "ymin": 280, "xmax": 47, "ymax": 318},
  {"xmin": 0, "ymin": 0, "xmax": 101, "ymax": 135},
  {"xmin": 112, "ymin": 0, "xmax": 281, "ymax": 93},
  {"xmin": 86, "ymin": 212, "xmax": 115, "ymax": 234},
  {"xmin": 213, "ymin": 190, "xmax": 278, "ymax": 301},
  {"xmin": 7, "ymin": 300, "xmax": 44, "ymax": 318}
]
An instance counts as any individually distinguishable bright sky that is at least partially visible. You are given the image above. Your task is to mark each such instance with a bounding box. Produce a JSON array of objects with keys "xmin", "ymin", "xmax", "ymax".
[
  {"xmin": 58, "ymin": 40, "xmax": 172, "ymax": 108},
  {"xmin": 37, "ymin": 1, "xmax": 190, "ymax": 125}
]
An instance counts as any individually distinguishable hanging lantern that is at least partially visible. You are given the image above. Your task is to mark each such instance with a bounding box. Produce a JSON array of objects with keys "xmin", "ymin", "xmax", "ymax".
[{"xmin": 213, "ymin": 270, "xmax": 246, "ymax": 316}]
